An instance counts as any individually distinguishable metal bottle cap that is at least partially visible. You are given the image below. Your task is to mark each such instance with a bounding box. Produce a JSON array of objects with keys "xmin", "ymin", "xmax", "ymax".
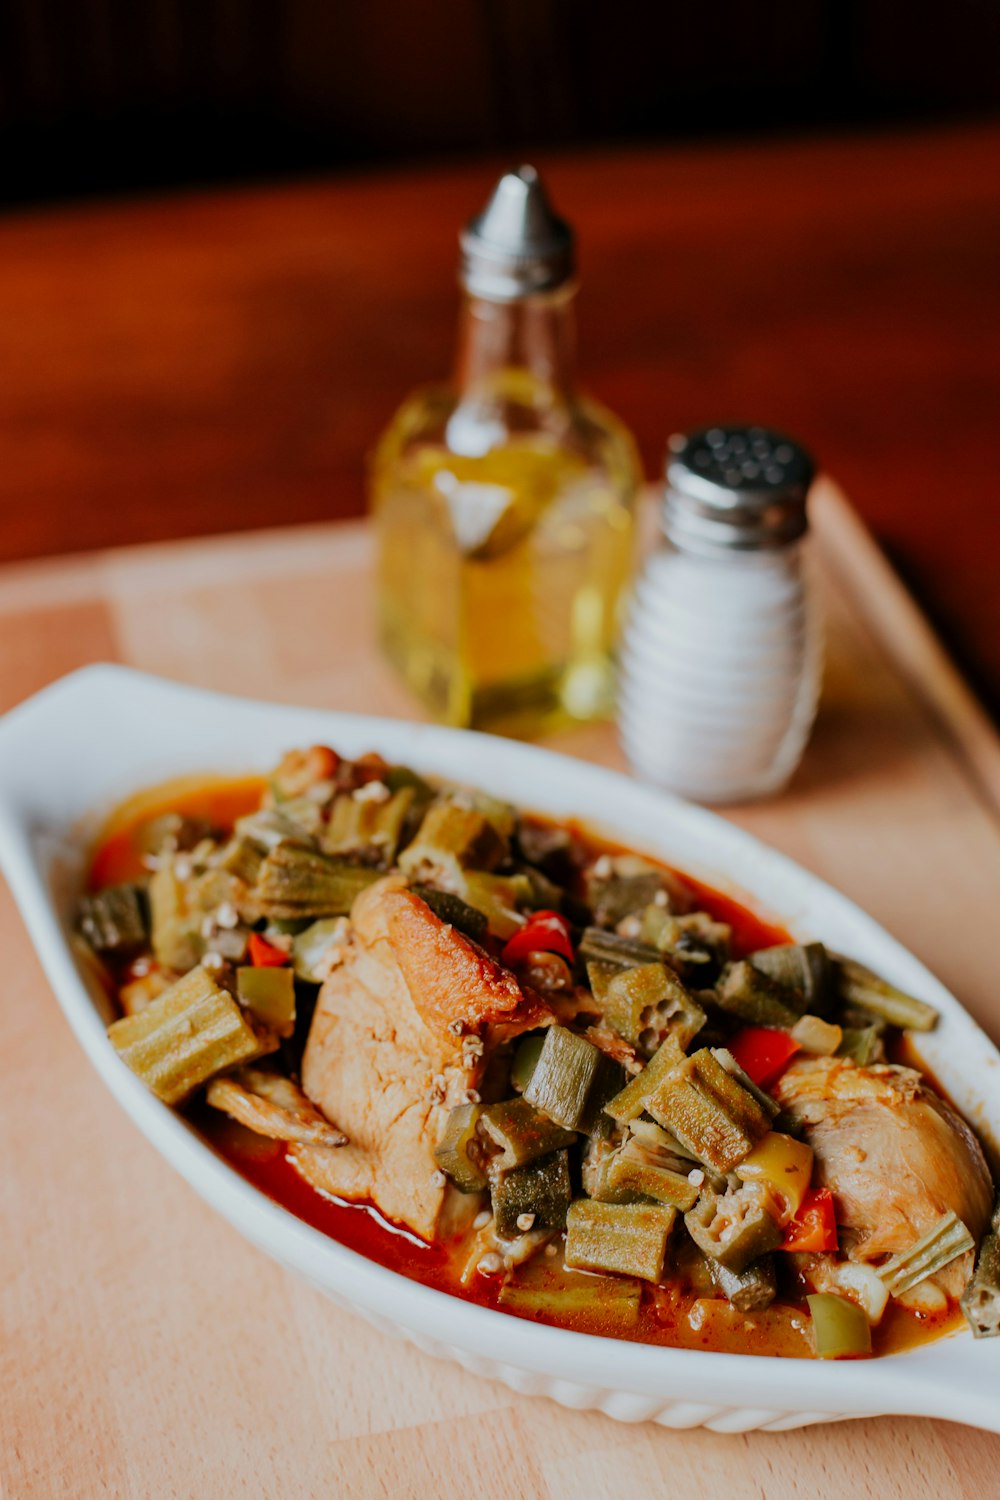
[
  {"xmin": 459, "ymin": 165, "xmax": 574, "ymax": 301},
  {"xmin": 663, "ymin": 425, "xmax": 815, "ymax": 553}
]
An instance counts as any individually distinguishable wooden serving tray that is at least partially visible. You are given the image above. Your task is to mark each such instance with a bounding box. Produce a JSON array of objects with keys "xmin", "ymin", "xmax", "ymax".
[{"xmin": 2, "ymin": 479, "xmax": 999, "ymax": 1498}]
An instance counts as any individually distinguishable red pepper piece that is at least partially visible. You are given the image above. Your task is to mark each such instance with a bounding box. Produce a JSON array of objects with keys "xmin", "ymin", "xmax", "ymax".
[
  {"xmin": 728, "ymin": 1025, "xmax": 800, "ymax": 1090},
  {"xmin": 248, "ymin": 932, "xmax": 289, "ymax": 967},
  {"xmin": 781, "ymin": 1187, "xmax": 838, "ymax": 1253},
  {"xmin": 501, "ymin": 910, "xmax": 574, "ymax": 967}
]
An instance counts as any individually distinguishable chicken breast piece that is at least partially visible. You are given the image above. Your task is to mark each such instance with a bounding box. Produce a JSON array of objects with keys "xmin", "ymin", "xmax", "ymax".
[
  {"xmin": 775, "ymin": 1055, "xmax": 993, "ymax": 1292},
  {"xmin": 293, "ymin": 876, "xmax": 548, "ymax": 1242}
]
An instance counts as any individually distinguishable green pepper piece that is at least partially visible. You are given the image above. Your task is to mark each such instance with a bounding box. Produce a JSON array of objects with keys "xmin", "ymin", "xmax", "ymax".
[
  {"xmin": 807, "ymin": 1292, "xmax": 872, "ymax": 1359},
  {"xmin": 236, "ymin": 965, "xmax": 296, "ymax": 1037},
  {"xmin": 491, "ymin": 1149, "xmax": 572, "ymax": 1236}
]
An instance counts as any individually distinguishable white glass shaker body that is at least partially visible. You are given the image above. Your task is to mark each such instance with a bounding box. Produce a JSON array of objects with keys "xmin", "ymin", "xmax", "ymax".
[{"xmin": 619, "ymin": 540, "xmax": 821, "ymax": 802}]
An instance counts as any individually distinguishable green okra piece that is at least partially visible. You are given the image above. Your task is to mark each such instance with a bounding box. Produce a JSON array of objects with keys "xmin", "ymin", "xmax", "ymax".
[
  {"xmin": 523, "ymin": 1025, "xmax": 623, "ymax": 1132},
  {"xmin": 645, "ymin": 1047, "xmax": 771, "ymax": 1173},
  {"xmin": 606, "ymin": 1137, "xmax": 699, "ymax": 1211},
  {"xmin": 604, "ymin": 1034, "xmax": 686, "ymax": 1123},
  {"xmin": 491, "ymin": 1150, "xmax": 572, "ymax": 1236},
  {"xmin": 878, "ymin": 1211, "xmax": 974, "ymax": 1297},
  {"xmin": 434, "ymin": 1102, "xmax": 488, "ymax": 1192},
  {"xmin": 715, "ymin": 960, "xmax": 802, "ymax": 1028},
  {"xmin": 384, "ymin": 764, "xmax": 435, "ymax": 801},
  {"xmin": 586, "ymin": 858, "xmax": 665, "ymax": 930},
  {"xmin": 459, "ymin": 870, "xmax": 532, "ymax": 941},
  {"xmin": 578, "ymin": 926, "xmax": 663, "ymax": 971},
  {"xmin": 235, "ymin": 808, "xmax": 317, "ymax": 852},
  {"xmin": 107, "ymin": 966, "xmax": 267, "ymax": 1105},
  {"xmin": 498, "ymin": 1275, "xmax": 642, "ymax": 1330},
  {"xmin": 252, "ymin": 845, "xmax": 380, "ymax": 919},
  {"xmin": 398, "ymin": 799, "xmax": 507, "ymax": 884},
  {"xmin": 410, "ymin": 885, "xmax": 489, "ymax": 944},
  {"xmin": 77, "ymin": 882, "xmax": 148, "ymax": 956},
  {"xmin": 640, "ymin": 907, "xmax": 732, "ymax": 976},
  {"xmin": 564, "ymin": 1200, "xmax": 676, "ymax": 1283},
  {"xmin": 714, "ymin": 1047, "xmax": 781, "ymax": 1120},
  {"xmin": 137, "ymin": 812, "xmax": 212, "ymax": 857},
  {"xmin": 961, "ymin": 1228, "xmax": 1000, "ymax": 1338},
  {"xmin": 510, "ymin": 1034, "xmax": 545, "ymax": 1095},
  {"xmin": 750, "ymin": 942, "xmax": 831, "ymax": 1013},
  {"xmin": 587, "ymin": 960, "xmax": 705, "ymax": 1057},
  {"xmin": 837, "ymin": 1023, "xmax": 885, "ymax": 1066},
  {"xmin": 148, "ymin": 864, "xmax": 203, "ymax": 973},
  {"xmin": 478, "ymin": 1097, "xmax": 577, "ymax": 1171},
  {"xmin": 216, "ymin": 835, "xmax": 265, "ymax": 885},
  {"xmin": 291, "ymin": 917, "xmax": 348, "ymax": 982},
  {"xmin": 684, "ymin": 1186, "xmax": 782, "ymax": 1274},
  {"xmin": 710, "ymin": 1254, "xmax": 777, "ymax": 1312},
  {"xmin": 322, "ymin": 786, "xmax": 414, "ymax": 864},
  {"xmin": 833, "ymin": 957, "xmax": 938, "ymax": 1032},
  {"xmin": 582, "ymin": 1135, "xmax": 642, "ymax": 1205}
]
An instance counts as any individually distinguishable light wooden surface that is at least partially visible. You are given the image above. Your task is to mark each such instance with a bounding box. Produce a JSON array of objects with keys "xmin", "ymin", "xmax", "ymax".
[{"xmin": 2, "ymin": 480, "xmax": 1000, "ymax": 1499}]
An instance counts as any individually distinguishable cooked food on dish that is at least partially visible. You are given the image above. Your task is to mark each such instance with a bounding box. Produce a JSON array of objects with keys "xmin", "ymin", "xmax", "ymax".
[{"xmin": 76, "ymin": 746, "xmax": 1000, "ymax": 1359}]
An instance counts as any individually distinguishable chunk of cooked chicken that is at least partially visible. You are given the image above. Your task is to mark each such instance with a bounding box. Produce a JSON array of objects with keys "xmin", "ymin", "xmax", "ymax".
[
  {"xmin": 206, "ymin": 1067, "xmax": 347, "ymax": 1148},
  {"xmin": 775, "ymin": 1055, "xmax": 993, "ymax": 1293},
  {"xmin": 293, "ymin": 876, "xmax": 550, "ymax": 1242}
]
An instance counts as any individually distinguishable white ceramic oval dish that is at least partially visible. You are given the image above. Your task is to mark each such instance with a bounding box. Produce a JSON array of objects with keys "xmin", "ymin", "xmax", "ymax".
[{"xmin": 2, "ymin": 664, "xmax": 999, "ymax": 1436}]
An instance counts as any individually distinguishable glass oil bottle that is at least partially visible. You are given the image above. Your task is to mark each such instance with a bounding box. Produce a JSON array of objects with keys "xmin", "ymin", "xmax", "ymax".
[{"xmin": 370, "ymin": 166, "xmax": 641, "ymax": 736}]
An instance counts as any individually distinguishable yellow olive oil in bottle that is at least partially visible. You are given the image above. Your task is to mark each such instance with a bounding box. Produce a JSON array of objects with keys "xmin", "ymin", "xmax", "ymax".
[{"xmin": 371, "ymin": 165, "xmax": 640, "ymax": 735}]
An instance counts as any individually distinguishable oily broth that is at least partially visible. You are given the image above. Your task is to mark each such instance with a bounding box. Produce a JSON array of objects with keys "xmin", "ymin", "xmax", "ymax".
[{"xmin": 89, "ymin": 772, "xmax": 965, "ymax": 1360}]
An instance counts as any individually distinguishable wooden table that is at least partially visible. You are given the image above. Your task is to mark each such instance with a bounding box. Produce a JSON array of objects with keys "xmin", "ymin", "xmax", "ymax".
[
  {"xmin": 1, "ymin": 124, "xmax": 999, "ymax": 715},
  {"xmin": 3, "ymin": 483, "xmax": 1000, "ymax": 1498}
]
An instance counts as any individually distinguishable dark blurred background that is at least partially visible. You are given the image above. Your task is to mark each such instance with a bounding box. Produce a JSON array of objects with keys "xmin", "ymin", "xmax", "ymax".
[
  {"xmin": 2, "ymin": 1, "xmax": 1000, "ymax": 713},
  {"xmin": 3, "ymin": 0, "xmax": 1000, "ymax": 207}
]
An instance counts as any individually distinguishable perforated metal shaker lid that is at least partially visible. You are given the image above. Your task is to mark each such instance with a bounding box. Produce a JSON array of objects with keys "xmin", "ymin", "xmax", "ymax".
[
  {"xmin": 663, "ymin": 425, "xmax": 815, "ymax": 553},
  {"xmin": 460, "ymin": 165, "xmax": 574, "ymax": 301}
]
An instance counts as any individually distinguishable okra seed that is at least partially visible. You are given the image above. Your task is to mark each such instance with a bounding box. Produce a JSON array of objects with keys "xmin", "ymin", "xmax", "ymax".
[
  {"xmin": 516, "ymin": 1213, "xmax": 536, "ymax": 1232},
  {"xmin": 477, "ymin": 1253, "xmax": 503, "ymax": 1275},
  {"xmin": 473, "ymin": 1209, "xmax": 492, "ymax": 1231}
]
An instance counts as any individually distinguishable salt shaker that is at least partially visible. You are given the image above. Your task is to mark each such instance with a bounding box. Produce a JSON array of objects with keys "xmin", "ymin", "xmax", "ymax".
[{"xmin": 618, "ymin": 425, "xmax": 821, "ymax": 803}]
